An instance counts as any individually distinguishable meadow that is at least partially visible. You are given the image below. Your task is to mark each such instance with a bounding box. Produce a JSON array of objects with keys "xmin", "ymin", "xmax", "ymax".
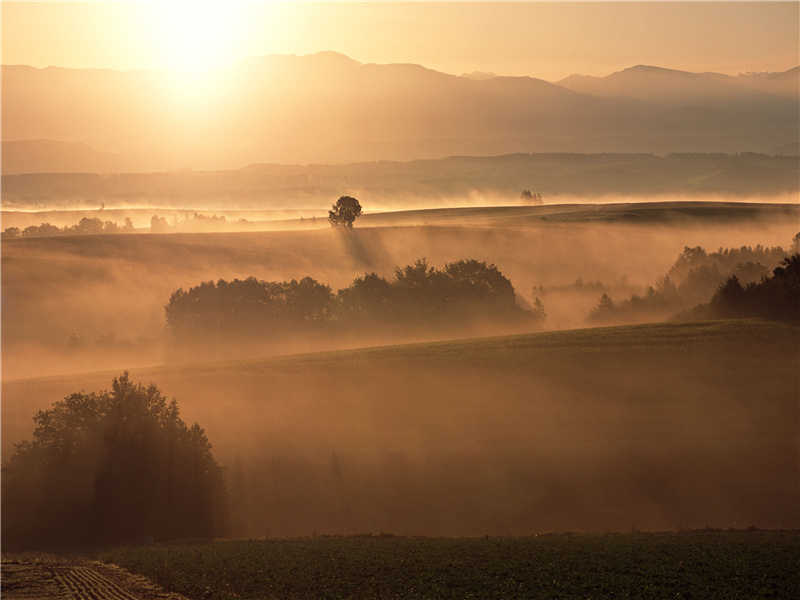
[
  {"xmin": 2, "ymin": 201, "xmax": 796, "ymax": 378},
  {"xmin": 2, "ymin": 200, "xmax": 798, "ymax": 540},
  {"xmin": 101, "ymin": 531, "xmax": 800, "ymax": 600},
  {"xmin": 4, "ymin": 319, "xmax": 798, "ymax": 537}
]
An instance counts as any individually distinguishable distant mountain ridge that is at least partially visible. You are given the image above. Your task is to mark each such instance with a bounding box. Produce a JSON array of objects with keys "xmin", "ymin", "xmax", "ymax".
[
  {"xmin": 557, "ymin": 65, "xmax": 800, "ymax": 107},
  {"xmin": 2, "ymin": 53, "xmax": 798, "ymax": 174}
]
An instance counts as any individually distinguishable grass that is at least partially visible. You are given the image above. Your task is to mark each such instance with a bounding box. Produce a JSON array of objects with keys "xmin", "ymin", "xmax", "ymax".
[
  {"xmin": 102, "ymin": 531, "xmax": 800, "ymax": 600},
  {"xmin": 5, "ymin": 319, "xmax": 798, "ymax": 537}
]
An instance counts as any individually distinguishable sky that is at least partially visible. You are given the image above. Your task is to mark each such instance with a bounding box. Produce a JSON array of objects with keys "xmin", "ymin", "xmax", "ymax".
[{"xmin": 1, "ymin": 1, "xmax": 798, "ymax": 81}]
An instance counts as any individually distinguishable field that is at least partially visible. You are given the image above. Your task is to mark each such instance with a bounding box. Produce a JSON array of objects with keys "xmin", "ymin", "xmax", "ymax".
[
  {"xmin": 2, "ymin": 199, "xmax": 799, "ymax": 541},
  {"xmin": 101, "ymin": 531, "xmax": 800, "ymax": 600},
  {"xmin": 4, "ymin": 319, "xmax": 798, "ymax": 537},
  {"xmin": 2, "ymin": 201, "xmax": 797, "ymax": 378}
]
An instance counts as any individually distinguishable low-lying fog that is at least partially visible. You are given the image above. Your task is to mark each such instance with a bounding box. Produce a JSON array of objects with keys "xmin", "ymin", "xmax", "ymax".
[
  {"xmin": 2, "ymin": 198, "xmax": 798, "ymax": 537},
  {"xmin": 3, "ymin": 322, "xmax": 797, "ymax": 536},
  {"xmin": 1, "ymin": 205, "xmax": 796, "ymax": 379}
]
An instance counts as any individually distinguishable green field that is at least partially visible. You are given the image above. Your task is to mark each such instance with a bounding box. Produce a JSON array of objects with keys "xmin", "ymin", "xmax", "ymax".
[{"xmin": 102, "ymin": 531, "xmax": 800, "ymax": 600}]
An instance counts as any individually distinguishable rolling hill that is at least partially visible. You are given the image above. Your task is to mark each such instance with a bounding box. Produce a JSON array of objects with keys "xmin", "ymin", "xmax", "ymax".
[{"xmin": 2, "ymin": 319, "xmax": 798, "ymax": 535}]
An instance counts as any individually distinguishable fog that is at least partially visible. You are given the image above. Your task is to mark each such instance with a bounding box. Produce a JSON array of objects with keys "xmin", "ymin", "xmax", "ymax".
[
  {"xmin": 2, "ymin": 209, "xmax": 796, "ymax": 378},
  {"xmin": 2, "ymin": 200, "xmax": 798, "ymax": 538},
  {"xmin": 3, "ymin": 322, "xmax": 797, "ymax": 536}
]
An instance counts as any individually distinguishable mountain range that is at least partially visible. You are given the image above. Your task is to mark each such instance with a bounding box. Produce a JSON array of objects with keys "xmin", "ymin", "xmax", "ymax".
[{"xmin": 2, "ymin": 52, "xmax": 798, "ymax": 174}]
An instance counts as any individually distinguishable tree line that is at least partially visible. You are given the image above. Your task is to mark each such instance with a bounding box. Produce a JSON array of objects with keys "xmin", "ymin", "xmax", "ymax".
[
  {"xmin": 165, "ymin": 259, "xmax": 539, "ymax": 343},
  {"xmin": 704, "ymin": 254, "xmax": 800, "ymax": 321},
  {"xmin": 2, "ymin": 216, "xmax": 135, "ymax": 239},
  {"xmin": 588, "ymin": 237, "xmax": 799, "ymax": 324}
]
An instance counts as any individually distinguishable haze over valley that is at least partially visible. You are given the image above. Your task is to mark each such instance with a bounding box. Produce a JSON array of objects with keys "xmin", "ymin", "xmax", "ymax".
[{"xmin": 1, "ymin": 5, "xmax": 799, "ymax": 593}]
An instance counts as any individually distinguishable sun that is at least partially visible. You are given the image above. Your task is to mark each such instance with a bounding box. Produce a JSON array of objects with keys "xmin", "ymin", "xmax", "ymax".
[{"xmin": 154, "ymin": 1, "xmax": 243, "ymax": 72}]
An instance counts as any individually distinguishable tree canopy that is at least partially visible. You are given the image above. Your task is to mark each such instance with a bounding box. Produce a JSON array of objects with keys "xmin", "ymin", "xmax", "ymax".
[
  {"xmin": 328, "ymin": 196, "xmax": 362, "ymax": 228},
  {"xmin": 707, "ymin": 253, "xmax": 800, "ymax": 321},
  {"xmin": 164, "ymin": 259, "xmax": 536, "ymax": 343},
  {"xmin": 1, "ymin": 373, "xmax": 228, "ymax": 550}
]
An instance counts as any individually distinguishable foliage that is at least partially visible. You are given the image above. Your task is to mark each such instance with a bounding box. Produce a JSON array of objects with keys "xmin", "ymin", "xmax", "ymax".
[
  {"xmin": 588, "ymin": 243, "xmax": 790, "ymax": 325},
  {"xmin": 166, "ymin": 276, "xmax": 334, "ymax": 341},
  {"xmin": 1, "ymin": 373, "xmax": 228, "ymax": 550},
  {"xmin": 166, "ymin": 259, "xmax": 533, "ymax": 342},
  {"xmin": 102, "ymin": 532, "xmax": 800, "ymax": 600},
  {"xmin": 707, "ymin": 253, "xmax": 800, "ymax": 321},
  {"xmin": 2, "ymin": 217, "xmax": 134, "ymax": 239},
  {"xmin": 520, "ymin": 190, "xmax": 543, "ymax": 205},
  {"xmin": 150, "ymin": 213, "xmax": 251, "ymax": 233},
  {"xmin": 328, "ymin": 195, "xmax": 362, "ymax": 228}
]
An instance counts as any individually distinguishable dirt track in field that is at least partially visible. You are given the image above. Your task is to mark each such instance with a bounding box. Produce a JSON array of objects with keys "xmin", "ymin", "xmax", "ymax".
[{"xmin": 1, "ymin": 558, "xmax": 187, "ymax": 600}]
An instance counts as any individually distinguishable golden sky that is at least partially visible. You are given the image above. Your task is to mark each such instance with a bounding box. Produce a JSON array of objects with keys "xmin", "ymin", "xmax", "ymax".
[{"xmin": 2, "ymin": 2, "xmax": 798, "ymax": 80}]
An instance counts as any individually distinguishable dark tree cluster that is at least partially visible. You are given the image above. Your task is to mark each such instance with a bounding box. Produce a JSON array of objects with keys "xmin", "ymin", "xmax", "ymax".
[
  {"xmin": 706, "ymin": 254, "xmax": 800, "ymax": 321},
  {"xmin": 520, "ymin": 190, "xmax": 543, "ymax": 205},
  {"xmin": 1, "ymin": 373, "xmax": 228, "ymax": 550},
  {"xmin": 150, "ymin": 213, "xmax": 251, "ymax": 233},
  {"xmin": 165, "ymin": 259, "xmax": 535, "ymax": 342},
  {"xmin": 166, "ymin": 276, "xmax": 335, "ymax": 342},
  {"xmin": 588, "ymin": 243, "xmax": 791, "ymax": 324},
  {"xmin": 2, "ymin": 217, "xmax": 134, "ymax": 239}
]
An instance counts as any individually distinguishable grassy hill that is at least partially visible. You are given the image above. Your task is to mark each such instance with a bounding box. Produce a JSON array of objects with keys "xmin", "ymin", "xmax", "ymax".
[
  {"xmin": 3, "ymin": 319, "xmax": 798, "ymax": 536},
  {"xmin": 3, "ymin": 200, "xmax": 797, "ymax": 379}
]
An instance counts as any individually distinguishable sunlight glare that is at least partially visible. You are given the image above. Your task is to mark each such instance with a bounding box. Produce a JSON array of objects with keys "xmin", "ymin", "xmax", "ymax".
[{"xmin": 155, "ymin": 1, "xmax": 243, "ymax": 73}]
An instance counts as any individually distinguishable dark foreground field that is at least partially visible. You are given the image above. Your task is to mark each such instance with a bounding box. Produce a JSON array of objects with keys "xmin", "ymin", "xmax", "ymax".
[
  {"xmin": 4, "ymin": 320, "xmax": 798, "ymax": 537},
  {"xmin": 102, "ymin": 531, "xmax": 800, "ymax": 600}
]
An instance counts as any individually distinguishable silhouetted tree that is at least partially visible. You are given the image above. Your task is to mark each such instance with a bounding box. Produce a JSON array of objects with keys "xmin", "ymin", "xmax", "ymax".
[
  {"xmin": 337, "ymin": 272, "xmax": 394, "ymax": 323},
  {"xmin": 531, "ymin": 297, "xmax": 547, "ymax": 322},
  {"xmin": 165, "ymin": 276, "xmax": 334, "ymax": 341},
  {"xmin": 150, "ymin": 215, "xmax": 170, "ymax": 233},
  {"xmin": 1, "ymin": 373, "xmax": 228, "ymax": 550},
  {"xmin": 328, "ymin": 196, "xmax": 362, "ymax": 228},
  {"xmin": 520, "ymin": 190, "xmax": 543, "ymax": 205},
  {"xmin": 589, "ymin": 293, "xmax": 617, "ymax": 322},
  {"xmin": 707, "ymin": 254, "xmax": 800, "ymax": 321}
]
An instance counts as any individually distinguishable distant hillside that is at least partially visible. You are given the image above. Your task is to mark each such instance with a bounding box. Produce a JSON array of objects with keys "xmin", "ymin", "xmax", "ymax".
[
  {"xmin": 2, "ymin": 153, "xmax": 797, "ymax": 210},
  {"xmin": 2, "ymin": 53, "xmax": 797, "ymax": 173}
]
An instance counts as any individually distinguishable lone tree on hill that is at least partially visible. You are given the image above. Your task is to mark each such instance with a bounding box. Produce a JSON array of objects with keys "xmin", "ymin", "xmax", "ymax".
[
  {"xmin": 328, "ymin": 195, "xmax": 362, "ymax": 228},
  {"xmin": 521, "ymin": 190, "xmax": 543, "ymax": 205},
  {"xmin": 1, "ymin": 372, "xmax": 228, "ymax": 550}
]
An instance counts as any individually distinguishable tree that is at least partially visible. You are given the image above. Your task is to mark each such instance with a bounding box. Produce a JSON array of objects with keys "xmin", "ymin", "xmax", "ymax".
[
  {"xmin": 1, "ymin": 373, "xmax": 228, "ymax": 550},
  {"xmin": 520, "ymin": 190, "xmax": 543, "ymax": 205},
  {"xmin": 336, "ymin": 272, "xmax": 394, "ymax": 323},
  {"xmin": 328, "ymin": 196, "xmax": 362, "ymax": 228},
  {"xmin": 589, "ymin": 293, "xmax": 617, "ymax": 322}
]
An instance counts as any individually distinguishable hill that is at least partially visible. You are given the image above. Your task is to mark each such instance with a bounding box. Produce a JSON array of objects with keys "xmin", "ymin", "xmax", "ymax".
[
  {"xmin": 2, "ymin": 54, "xmax": 797, "ymax": 172},
  {"xmin": 2, "ymin": 320, "xmax": 798, "ymax": 536},
  {"xmin": 2, "ymin": 200, "xmax": 796, "ymax": 379},
  {"xmin": 3, "ymin": 152, "xmax": 798, "ymax": 210}
]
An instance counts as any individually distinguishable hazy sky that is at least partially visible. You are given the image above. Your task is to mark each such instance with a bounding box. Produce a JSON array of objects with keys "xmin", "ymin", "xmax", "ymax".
[{"xmin": 2, "ymin": 2, "xmax": 798, "ymax": 80}]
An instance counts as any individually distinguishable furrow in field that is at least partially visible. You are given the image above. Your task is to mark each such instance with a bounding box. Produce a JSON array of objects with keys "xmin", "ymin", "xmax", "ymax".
[{"xmin": 55, "ymin": 566, "xmax": 141, "ymax": 600}]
